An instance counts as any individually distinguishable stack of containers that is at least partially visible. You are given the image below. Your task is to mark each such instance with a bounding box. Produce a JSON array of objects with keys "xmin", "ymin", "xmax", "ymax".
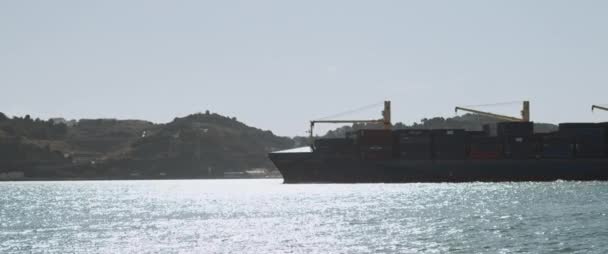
[
  {"xmin": 600, "ymin": 122, "xmax": 608, "ymax": 157},
  {"xmin": 482, "ymin": 124, "xmax": 497, "ymax": 136},
  {"xmin": 469, "ymin": 136, "xmax": 503, "ymax": 159},
  {"xmin": 357, "ymin": 129, "xmax": 393, "ymax": 160},
  {"xmin": 540, "ymin": 134, "xmax": 574, "ymax": 159},
  {"xmin": 504, "ymin": 136, "xmax": 540, "ymax": 159},
  {"xmin": 431, "ymin": 129, "xmax": 467, "ymax": 160},
  {"xmin": 497, "ymin": 122, "xmax": 533, "ymax": 137},
  {"xmin": 314, "ymin": 138, "xmax": 356, "ymax": 158},
  {"xmin": 393, "ymin": 129, "xmax": 432, "ymax": 160},
  {"xmin": 467, "ymin": 130, "xmax": 487, "ymax": 137},
  {"xmin": 559, "ymin": 123, "xmax": 606, "ymax": 158},
  {"xmin": 497, "ymin": 122, "xmax": 537, "ymax": 159}
]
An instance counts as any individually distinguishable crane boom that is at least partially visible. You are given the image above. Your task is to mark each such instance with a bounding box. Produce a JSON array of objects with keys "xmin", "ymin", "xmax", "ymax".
[
  {"xmin": 592, "ymin": 105, "xmax": 608, "ymax": 112},
  {"xmin": 454, "ymin": 101, "xmax": 530, "ymax": 122},
  {"xmin": 309, "ymin": 101, "xmax": 391, "ymax": 145}
]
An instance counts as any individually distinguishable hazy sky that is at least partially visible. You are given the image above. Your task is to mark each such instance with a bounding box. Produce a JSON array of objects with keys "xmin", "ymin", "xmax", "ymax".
[{"xmin": 2, "ymin": 1, "xmax": 607, "ymax": 136}]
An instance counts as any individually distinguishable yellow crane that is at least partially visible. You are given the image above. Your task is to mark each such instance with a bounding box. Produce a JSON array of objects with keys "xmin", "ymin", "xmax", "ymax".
[
  {"xmin": 455, "ymin": 101, "xmax": 530, "ymax": 122},
  {"xmin": 592, "ymin": 105, "xmax": 608, "ymax": 112},
  {"xmin": 309, "ymin": 101, "xmax": 391, "ymax": 144}
]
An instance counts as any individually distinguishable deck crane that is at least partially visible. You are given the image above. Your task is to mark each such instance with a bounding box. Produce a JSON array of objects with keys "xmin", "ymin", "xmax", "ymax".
[
  {"xmin": 309, "ymin": 101, "xmax": 391, "ymax": 145},
  {"xmin": 592, "ymin": 105, "xmax": 608, "ymax": 112},
  {"xmin": 455, "ymin": 101, "xmax": 530, "ymax": 122}
]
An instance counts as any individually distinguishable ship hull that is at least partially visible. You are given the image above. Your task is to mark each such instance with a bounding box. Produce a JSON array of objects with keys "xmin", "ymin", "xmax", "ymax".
[{"xmin": 269, "ymin": 152, "xmax": 608, "ymax": 183}]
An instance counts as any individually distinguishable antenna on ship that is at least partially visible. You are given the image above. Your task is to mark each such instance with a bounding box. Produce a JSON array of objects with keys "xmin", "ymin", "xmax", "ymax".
[
  {"xmin": 455, "ymin": 100, "xmax": 530, "ymax": 122},
  {"xmin": 308, "ymin": 101, "xmax": 392, "ymax": 146}
]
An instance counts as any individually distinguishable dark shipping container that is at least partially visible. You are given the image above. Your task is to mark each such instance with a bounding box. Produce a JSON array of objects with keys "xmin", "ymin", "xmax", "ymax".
[
  {"xmin": 432, "ymin": 129, "xmax": 467, "ymax": 160},
  {"xmin": 559, "ymin": 124, "xmax": 605, "ymax": 158},
  {"xmin": 398, "ymin": 144, "xmax": 432, "ymax": 160},
  {"xmin": 559, "ymin": 123, "xmax": 598, "ymax": 131},
  {"xmin": 497, "ymin": 122, "xmax": 534, "ymax": 137},
  {"xmin": 482, "ymin": 124, "xmax": 496, "ymax": 136},
  {"xmin": 392, "ymin": 130, "xmax": 432, "ymax": 160},
  {"xmin": 600, "ymin": 122, "xmax": 608, "ymax": 156},
  {"xmin": 393, "ymin": 129, "xmax": 431, "ymax": 137},
  {"xmin": 398, "ymin": 136, "xmax": 431, "ymax": 144},
  {"xmin": 360, "ymin": 145, "xmax": 392, "ymax": 160},
  {"xmin": 358, "ymin": 129, "xmax": 393, "ymax": 146},
  {"xmin": 315, "ymin": 138, "xmax": 354, "ymax": 151},
  {"xmin": 467, "ymin": 130, "xmax": 487, "ymax": 137},
  {"xmin": 314, "ymin": 138, "xmax": 357, "ymax": 159},
  {"xmin": 503, "ymin": 136, "xmax": 539, "ymax": 159},
  {"xmin": 541, "ymin": 135, "xmax": 573, "ymax": 159},
  {"xmin": 469, "ymin": 136, "xmax": 503, "ymax": 159}
]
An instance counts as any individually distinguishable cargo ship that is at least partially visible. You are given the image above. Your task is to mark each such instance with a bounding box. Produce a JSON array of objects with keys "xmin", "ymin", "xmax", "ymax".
[{"xmin": 269, "ymin": 101, "xmax": 608, "ymax": 183}]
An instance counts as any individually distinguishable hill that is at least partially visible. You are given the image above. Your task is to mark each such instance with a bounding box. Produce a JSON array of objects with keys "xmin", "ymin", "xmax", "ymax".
[
  {"xmin": 0, "ymin": 111, "xmax": 293, "ymax": 179},
  {"xmin": 113, "ymin": 112, "xmax": 294, "ymax": 178}
]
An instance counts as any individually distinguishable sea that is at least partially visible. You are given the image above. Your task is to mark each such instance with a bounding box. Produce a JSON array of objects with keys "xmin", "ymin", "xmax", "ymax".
[{"xmin": 1, "ymin": 179, "xmax": 607, "ymax": 254}]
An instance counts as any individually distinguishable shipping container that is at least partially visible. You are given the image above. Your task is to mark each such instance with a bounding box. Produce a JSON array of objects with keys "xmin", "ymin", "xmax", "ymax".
[
  {"xmin": 393, "ymin": 129, "xmax": 431, "ymax": 137},
  {"xmin": 482, "ymin": 124, "xmax": 496, "ymax": 136},
  {"xmin": 503, "ymin": 136, "xmax": 539, "ymax": 159},
  {"xmin": 397, "ymin": 144, "xmax": 432, "ymax": 160},
  {"xmin": 497, "ymin": 122, "xmax": 533, "ymax": 137},
  {"xmin": 469, "ymin": 136, "xmax": 503, "ymax": 159},
  {"xmin": 392, "ymin": 130, "xmax": 432, "ymax": 160},
  {"xmin": 394, "ymin": 129, "xmax": 432, "ymax": 143},
  {"xmin": 315, "ymin": 138, "xmax": 354, "ymax": 151},
  {"xmin": 360, "ymin": 151, "xmax": 392, "ymax": 160},
  {"xmin": 359, "ymin": 144, "xmax": 392, "ymax": 152},
  {"xmin": 431, "ymin": 129, "xmax": 467, "ymax": 136},
  {"xmin": 468, "ymin": 130, "xmax": 487, "ymax": 137},
  {"xmin": 314, "ymin": 138, "xmax": 357, "ymax": 159},
  {"xmin": 575, "ymin": 143, "xmax": 605, "ymax": 158},
  {"xmin": 432, "ymin": 129, "xmax": 467, "ymax": 160},
  {"xmin": 599, "ymin": 122, "xmax": 608, "ymax": 156},
  {"xmin": 398, "ymin": 136, "xmax": 432, "ymax": 144},
  {"xmin": 559, "ymin": 123, "xmax": 598, "ymax": 131},
  {"xmin": 558, "ymin": 124, "xmax": 605, "ymax": 158},
  {"xmin": 360, "ymin": 145, "xmax": 393, "ymax": 160},
  {"xmin": 357, "ymin": 129, "xmax": 393, "ymax": 146},
  {"xmin": 541, "ymin": 135, "xmax": 573, "ymax": 159}
]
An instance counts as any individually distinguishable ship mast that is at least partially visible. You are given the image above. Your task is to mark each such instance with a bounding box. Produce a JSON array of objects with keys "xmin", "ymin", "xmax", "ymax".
[
  {"xmin": 309, "ymin": 101, "xmax": 391, "ymax": 145},
  {"xmin": 455, "ymin": 101, "xmax": 530, "ymax": 122}
]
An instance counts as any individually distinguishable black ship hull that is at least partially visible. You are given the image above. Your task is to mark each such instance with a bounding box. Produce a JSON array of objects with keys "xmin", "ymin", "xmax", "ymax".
[{"xmin": 269, "ymin": 152, "xmax": 608, "ymax": 183}]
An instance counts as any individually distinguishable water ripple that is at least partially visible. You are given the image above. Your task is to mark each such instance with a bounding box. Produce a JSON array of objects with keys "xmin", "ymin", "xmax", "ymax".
[{"xmin": 1, "ymin": 180, "xmax": 607, "ymax": 253}]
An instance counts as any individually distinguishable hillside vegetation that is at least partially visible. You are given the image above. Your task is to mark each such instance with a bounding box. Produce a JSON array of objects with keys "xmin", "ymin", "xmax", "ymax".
[
  {"xmin": 0, "ymin": 111, "xmax": 293, "ymax": 179},
  {"xmin": 118, "ymin": 112, "xmax": 294, "ymax": 177}
]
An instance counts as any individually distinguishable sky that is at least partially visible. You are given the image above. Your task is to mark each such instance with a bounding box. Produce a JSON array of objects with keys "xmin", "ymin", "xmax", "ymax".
[{"xmin": 1, "ymin": 0, "xmax": 608, "ymax": 136}]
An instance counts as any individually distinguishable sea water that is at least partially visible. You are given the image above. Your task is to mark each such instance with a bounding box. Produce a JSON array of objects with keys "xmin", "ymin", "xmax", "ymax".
[{"xmin": 1, "ymin": 179, "xmax": 607, "ymax": 253}]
